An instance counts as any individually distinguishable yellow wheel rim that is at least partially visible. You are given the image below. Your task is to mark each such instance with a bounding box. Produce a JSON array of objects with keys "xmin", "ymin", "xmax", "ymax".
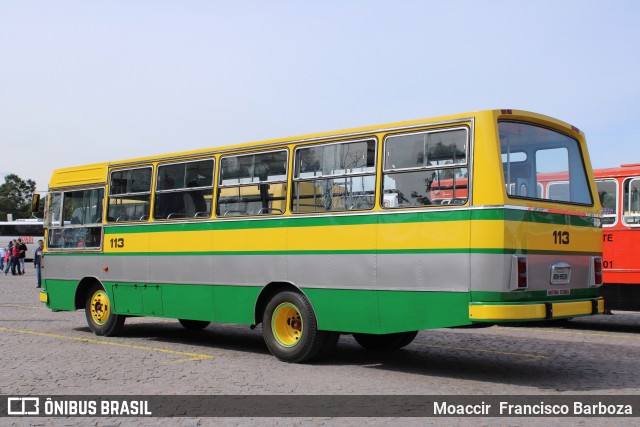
[
  {"xmin": 89, "ymin": 290, "xmax": 111, "ymax": 325},
  {"xmin": 271, "ymin": 303, "xmax": 303, "ymax": 347}
]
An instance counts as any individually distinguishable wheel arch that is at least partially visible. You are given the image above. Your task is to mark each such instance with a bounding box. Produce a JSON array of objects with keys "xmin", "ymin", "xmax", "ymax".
[
  {"xmin": 253, "ymin": 281, "xmax": 314, "ymax": 326},
  {"xmin": 74, "ymin": 277, "xmax": 105, "ymax": 310}
]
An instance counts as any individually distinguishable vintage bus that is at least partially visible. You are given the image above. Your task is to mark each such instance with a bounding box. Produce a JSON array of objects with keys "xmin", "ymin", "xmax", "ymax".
[
  {"xmin": 0, "ymin": 218, "xmax": 44, "ymax": 261},
  {"xmin": 38, "ymin": 109, "xmax": 604, "ymax": 362},
  {"xmin": 593, "ymin": 164, "xmax": 640, "ymax": 311}
]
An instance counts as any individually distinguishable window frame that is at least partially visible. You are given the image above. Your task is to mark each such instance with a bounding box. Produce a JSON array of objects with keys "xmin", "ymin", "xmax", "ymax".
[
  {"xmin": 154, "ymin": 158, "xmax": 215, "ymax": 221},
  {"xmin": 622, "ymin": 176, "xmax": 640, "ymax": 227},
  {"xmin": 595, "ymin": 178, "xmax": 619, "ymax": 227},
  {"xmin": 45, "ymin": 186, "xmax": 105, "ymax": 251},
  {"xmin": 291, "ymin": 137, "xmax": 377, "ymax": 214},
  {"xmin": 216, "ymin": 148, "xmax": 289, "ymax": 217},
  {"xmin": 107, "ymin": 165, "xmax": 154, "ymax": 223},
  {"xmin": 499, "ymin": 121, "xmax": 593, "ymax": 206},
  {"xmin": 381, "ymin": 126, "xmax": 469, "ymax": 210}
]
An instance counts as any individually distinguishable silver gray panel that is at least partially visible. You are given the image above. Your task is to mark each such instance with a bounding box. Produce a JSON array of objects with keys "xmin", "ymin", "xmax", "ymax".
[
  {"xmin": 376, "ymin": 253, "xmax": 469, "ymax": 292},
  {"xmin": 470, "ymin": 253, "xmax": 595, "ymax": 292},
  {"xmin": 46, "ymin": 252, "xmax": 475, "ymax": 292}
]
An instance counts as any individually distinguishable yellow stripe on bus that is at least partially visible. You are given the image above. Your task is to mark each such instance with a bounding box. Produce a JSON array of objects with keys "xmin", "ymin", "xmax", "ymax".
[{"xmin": 104, "ymin": 219, "xmax": 599, "ymax": 254}]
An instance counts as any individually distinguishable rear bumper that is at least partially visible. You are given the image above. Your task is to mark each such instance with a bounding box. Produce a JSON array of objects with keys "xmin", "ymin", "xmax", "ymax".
[{"xmin": 469, "ymin": 297, "xmax": 604, "ymax": 322}]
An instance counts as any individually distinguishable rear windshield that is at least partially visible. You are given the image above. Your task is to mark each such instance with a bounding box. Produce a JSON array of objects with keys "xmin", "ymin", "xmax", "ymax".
[{"xmin": 499, "ymin": 121, "xmax": 592, "ymax": 205}]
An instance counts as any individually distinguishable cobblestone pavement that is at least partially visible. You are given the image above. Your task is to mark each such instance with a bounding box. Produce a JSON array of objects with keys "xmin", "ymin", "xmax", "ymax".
[{"xmin": 1, "ymin": 270, "xmax": 640, "ymax": 426}]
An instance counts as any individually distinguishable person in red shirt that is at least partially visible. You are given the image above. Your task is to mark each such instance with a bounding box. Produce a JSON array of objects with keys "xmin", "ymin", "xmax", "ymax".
[{"xmin": 11, "ymin": 240, "xmax": 21, "ymax": 275}]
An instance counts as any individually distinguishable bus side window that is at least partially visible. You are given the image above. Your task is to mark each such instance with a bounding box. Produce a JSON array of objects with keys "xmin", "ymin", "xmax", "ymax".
[
  {"xmin": 218, "ymin": 150, "xmax": 288, "ymax": 217},
  {"xmin": 154, "ymin": 159, "xmax": 214, "ymax": 220}
]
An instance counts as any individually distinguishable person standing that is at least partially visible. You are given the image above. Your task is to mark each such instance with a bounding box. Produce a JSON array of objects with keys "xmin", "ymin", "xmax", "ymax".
[
  {"xmin": 4, "ymin": 240, "xmax": 13, "ymax": 275},
  {"xmin": 0, "ymin": 245, "xmax": 5, "ymax": 271},
  {"xmin": 34, "ymin": 240, "xmax": 44, "ymax": 288},
  {"xmin": 10, "ymin": 240, "xmax": 20, "ymax": 275},
  {"xmin": 18, "ymin": 239, "xmax": 27, "ymax": 275}
]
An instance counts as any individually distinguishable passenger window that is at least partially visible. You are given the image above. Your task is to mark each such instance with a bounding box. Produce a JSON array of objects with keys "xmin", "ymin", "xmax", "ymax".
[
  {"xmin": 383, "ymin": 128, "xmax": 468, "ymax": 208},
  {"xmin": 292, "ymin": 139, "xmax": 376, "ymax": 213},
  {"xmin": 154, "ymin": 159, "xmax": 214, "ymax": 220},
  {"xmin": 217, "ymin": 150, "xmax": 288, "ymax": 217},
  {"xmin": 47, "ymin": 188, "xmax": 104, "ymax": 249},
  {"xmin": 623, "ymin": 177, "xmax": 640, "ymax": 226},
  {"xmin": 596, "ymin": 179, "xmax": 617, "ymax": 226},
  {"xmin": 108, "ymin": 167, "xmax": 152, "ymax": 222}
]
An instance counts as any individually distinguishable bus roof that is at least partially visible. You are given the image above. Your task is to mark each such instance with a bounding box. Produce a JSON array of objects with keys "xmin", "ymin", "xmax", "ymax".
[
  {"xmin": 48, "ymin": 109, "xmax": 582, "ymax": 189},
  {"xmin": 594, "ymin": 163, "xmax": 640, "ymax": 179}
]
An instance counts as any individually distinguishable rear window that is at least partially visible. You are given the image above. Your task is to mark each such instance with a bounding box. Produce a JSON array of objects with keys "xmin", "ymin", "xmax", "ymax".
[{"xmin": 499, "ymin": 121, "xmax": 592, "ymax": 205}]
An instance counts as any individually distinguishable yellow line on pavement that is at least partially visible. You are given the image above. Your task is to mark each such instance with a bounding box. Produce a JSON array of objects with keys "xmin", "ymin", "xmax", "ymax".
[
  {"xmin": 413, "ymin": 343, "xmax": 546, "ymax": 363},
  {"xmin": 0, "ymin": 303, "xmax": 48, "ymax": 311},
  {"xmin": 0, "ymin": 326, "xmax": 215, "ymax": 364}
]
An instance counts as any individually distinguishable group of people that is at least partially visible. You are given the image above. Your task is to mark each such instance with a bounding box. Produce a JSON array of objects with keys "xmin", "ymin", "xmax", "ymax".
[{"xmin": 1, "ymin": 239, "xmax": 44, "ymax": 287}]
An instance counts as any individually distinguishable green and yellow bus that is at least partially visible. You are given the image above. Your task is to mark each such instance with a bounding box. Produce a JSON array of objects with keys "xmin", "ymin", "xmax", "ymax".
[{"xmin": 39, "ymin": 109, "xmax": 604, "ymax": 362}]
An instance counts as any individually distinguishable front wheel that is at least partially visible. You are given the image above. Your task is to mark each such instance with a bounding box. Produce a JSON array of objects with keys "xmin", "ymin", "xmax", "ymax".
[
  {"xmin": 262, "ymin": 290, "xmax": 327, "ymax": 363},
  {"xmin": 85, "ymin": 284, "xmax": 125, "ymax": 336},
  {"xmin": 353, "ymin": 331, "xmax": 418, "ymax": 351}
]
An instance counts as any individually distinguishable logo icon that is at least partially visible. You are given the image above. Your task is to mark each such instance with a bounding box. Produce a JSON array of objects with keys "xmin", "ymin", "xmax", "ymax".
[{"xmin": 7, "ymin": 397, "xmax": 40, "ymax": 415}]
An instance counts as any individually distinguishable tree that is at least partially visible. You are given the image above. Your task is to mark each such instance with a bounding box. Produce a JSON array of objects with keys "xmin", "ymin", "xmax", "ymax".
[{"xmin": 0, "ymin": 174, "xmax": 39, "ymax": 220}]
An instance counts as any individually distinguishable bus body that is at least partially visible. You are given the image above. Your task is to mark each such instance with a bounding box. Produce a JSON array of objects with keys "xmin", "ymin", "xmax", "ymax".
[
  {"xmin": 40, "ymin": 109, "xmax": 604, "ymax": 362},
  {"xmin": 0, "ymin": 218, "xmax": 44, "ymax": 261},
  {"xmin": 593, "ymin": 164, "xmax": 640, "ymax": 311}
]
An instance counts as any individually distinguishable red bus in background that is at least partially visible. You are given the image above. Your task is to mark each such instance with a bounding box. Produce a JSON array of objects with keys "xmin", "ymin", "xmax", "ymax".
[
  {"xmin": 594, "ymin": 164, "xmax": 640, "ymax": 311},
  {"xmin": 538, "ymin": 164, "xmax": 640, "ymax": 311},
  {"xmin": 523, "ymin": 165, "xmax": 640, "ymax": 312}
]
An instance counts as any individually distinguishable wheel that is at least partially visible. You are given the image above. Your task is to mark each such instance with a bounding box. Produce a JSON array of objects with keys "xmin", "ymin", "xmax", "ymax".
[
  {"xmin": 353, "ymin": 331, "xmax": 418, "ymax": 351},
  {"xmin": 85, "ymin": 284, "xmax": 125, "ymax": 336},
  {"xmin": 262, "ymin": 290, "xmax": 326, "ymax": 363},
  {"xmin": 178, "ymin": 319, "xmax": 210, "ymax": 330}
]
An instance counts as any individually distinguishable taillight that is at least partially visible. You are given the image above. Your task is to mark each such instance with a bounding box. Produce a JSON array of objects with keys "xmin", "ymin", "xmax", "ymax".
[
  {"xmin": 517, "ymin": 256, "xmax": 528, "ymax": 289},
  {"xmin": 593, "ymin": 257, "xmax": 603, "ymax": 286}
]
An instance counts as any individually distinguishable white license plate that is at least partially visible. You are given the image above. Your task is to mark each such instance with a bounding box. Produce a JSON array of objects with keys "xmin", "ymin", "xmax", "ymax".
[
  {"xmin": 547, "ymin": 289, "xmax": 570, "ymax": 296},
  {"xmin": 550, "ymin": 263, "xmax": 571, "ymax": 285}
]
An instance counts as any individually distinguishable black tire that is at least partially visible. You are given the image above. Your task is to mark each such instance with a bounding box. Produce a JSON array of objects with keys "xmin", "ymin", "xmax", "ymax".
[
  {"xmin": 353, "ymin": 331, "xmax": 418, "ymax": 351},
  {"xmin": 262, "ymin": 290, "xmax": 326, "ymax": 363},
  {"xmin": 315, "ymin": 331, "xmax": 340, "ymax": 359},
  {"xmin": 84, "ymin": 283, "xmax": 125, "ymax": 337},
  {"xmin": 178, "ymin": 319, "xmax": 210, "ymax": 330}
]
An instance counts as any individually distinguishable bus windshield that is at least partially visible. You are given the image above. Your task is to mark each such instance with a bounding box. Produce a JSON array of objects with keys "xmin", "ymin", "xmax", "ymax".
[{"xmin": 499, "ymin": 121, "xmax": 592, "ymax": 205}]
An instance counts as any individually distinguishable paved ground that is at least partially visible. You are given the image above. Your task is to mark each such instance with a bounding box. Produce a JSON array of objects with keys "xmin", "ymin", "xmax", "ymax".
[{"xmin": 1, "ymin": 269, "xmax": 640, "ymax": 426}]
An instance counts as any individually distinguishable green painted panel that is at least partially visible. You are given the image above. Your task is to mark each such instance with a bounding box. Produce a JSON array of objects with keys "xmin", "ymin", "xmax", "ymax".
[
  {"xmin": 211, "ymin": 285, "xmax": 260, "ymax": 324},
  {"xmin": 377, "ymin": 291, "xmax": 471, "ymax": 333},
  {"xmin": 40, "ymin": 277, "xmax": 601, "ymax": 335},
  {"xmin": 302, "ymin": 288, "xmax": 381, "ymax": 333},
  {"xmin": 112, "ymin": 284, "xmax": 143, "ymax": 315},
  {"xmin": 43, "ymin": 279, "xmax": 77, "ymax": 311},
  {"xmin": 161, "ymin": 284, "xmax": 215, "ymax": 321},
  {"xmin": 303, "ymin": 288, "xmax": 473, "ymax": 333},
  {"xmin": 142, "ymin": 285, "xmax": 164, "ymax": 316}
]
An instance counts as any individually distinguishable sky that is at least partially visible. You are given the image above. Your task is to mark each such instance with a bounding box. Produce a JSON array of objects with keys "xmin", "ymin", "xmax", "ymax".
[{"xmin": 1, "ymin": 0, "xmax": 639, "ymax": 194}]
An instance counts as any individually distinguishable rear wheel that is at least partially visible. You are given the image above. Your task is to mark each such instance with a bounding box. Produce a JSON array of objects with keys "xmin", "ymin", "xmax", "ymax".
[
  {"xmin": 178, "ymin": 319, "xmax": 210, "ymax": 330},
  {"xmin": 85, "ymin": 284, "xmax": 125, "ymax": 336},
  {"xmin": 353, "ymin": 331, "xmax": 418, "ymax": 351},
  {"xmin": 262, "ymin": 290, "xmax": 327, "ymax": 363}
]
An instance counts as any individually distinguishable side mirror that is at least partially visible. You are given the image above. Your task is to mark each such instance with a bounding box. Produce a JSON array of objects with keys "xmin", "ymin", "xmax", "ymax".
[{"xmin": 31, "ymin": 194, "xmax": 41, "ymax": 213}]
